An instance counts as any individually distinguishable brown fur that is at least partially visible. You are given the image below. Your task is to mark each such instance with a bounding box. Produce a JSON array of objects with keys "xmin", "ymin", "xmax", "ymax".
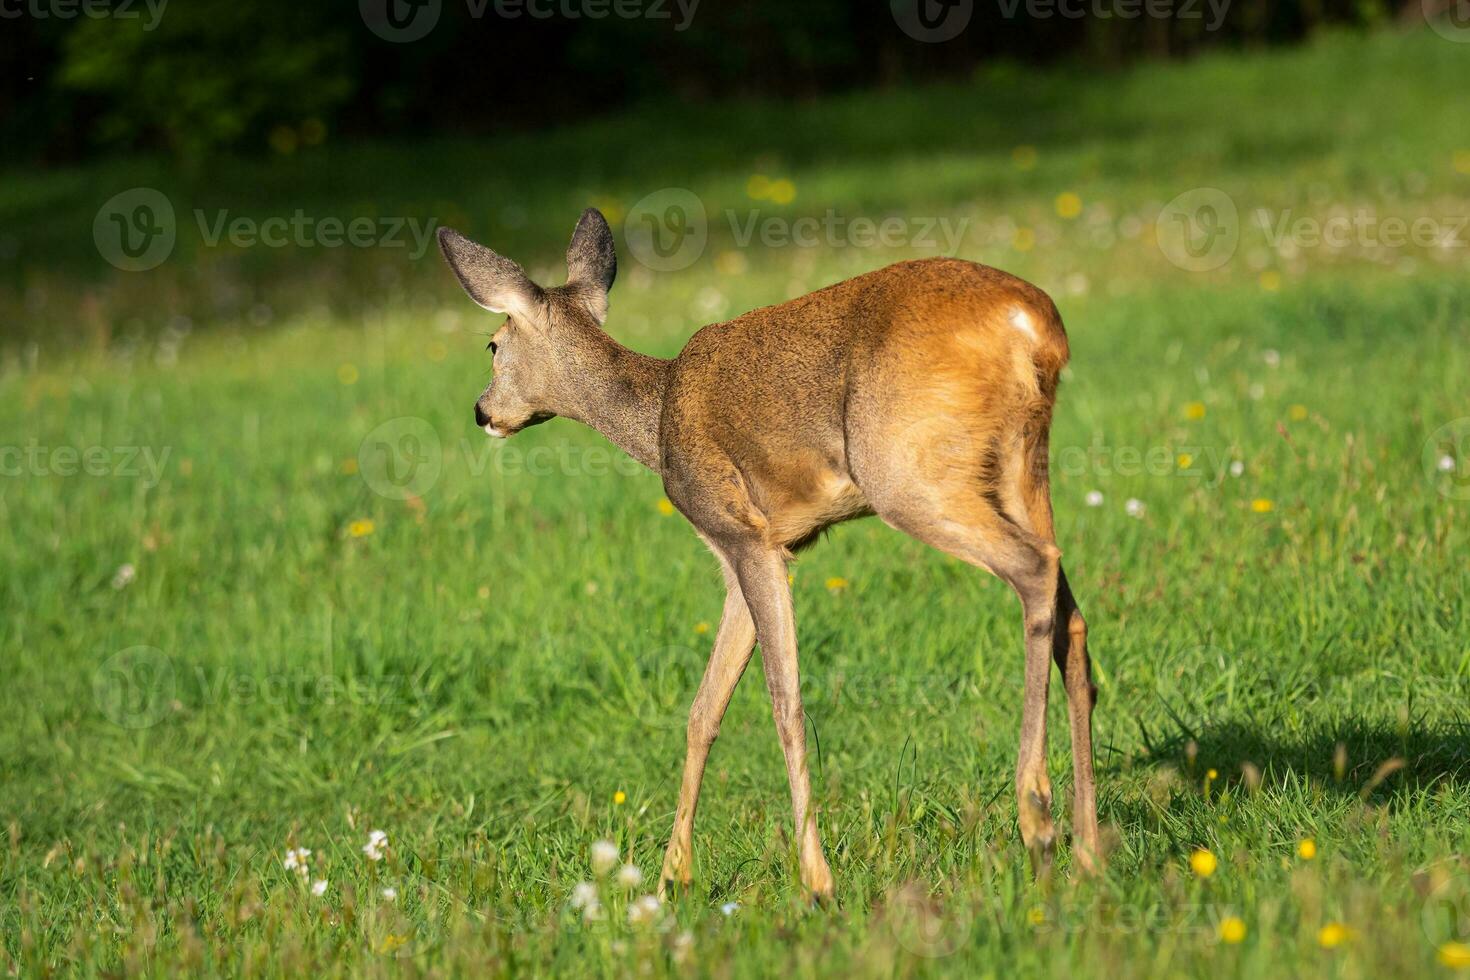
[{"xmin": 438, "ymin": 211, "xmax": 1101, "ymax": 899}]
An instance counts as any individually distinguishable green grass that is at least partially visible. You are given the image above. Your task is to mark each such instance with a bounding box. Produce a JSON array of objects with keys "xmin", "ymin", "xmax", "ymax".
[{"xmin": 3, "ymin": 25, "xmax": 1470, "ymax": 979}]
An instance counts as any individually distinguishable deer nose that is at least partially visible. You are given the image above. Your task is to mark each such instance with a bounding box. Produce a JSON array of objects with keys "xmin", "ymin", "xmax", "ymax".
[{"xmin": 475, "ymin": 403, "xmax": 492, "ymax": 428}]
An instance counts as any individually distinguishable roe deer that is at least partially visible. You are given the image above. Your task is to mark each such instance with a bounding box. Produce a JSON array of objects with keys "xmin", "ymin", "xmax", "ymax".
[{"xmin": 437, "ymin": 209, "xmax": 1099, "ymax": 900}]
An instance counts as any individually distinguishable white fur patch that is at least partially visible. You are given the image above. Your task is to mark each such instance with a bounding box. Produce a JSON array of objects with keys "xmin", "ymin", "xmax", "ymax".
[{"xmin": 1009, "ymin": 306, "xmax": 1038, "ymax": 341}]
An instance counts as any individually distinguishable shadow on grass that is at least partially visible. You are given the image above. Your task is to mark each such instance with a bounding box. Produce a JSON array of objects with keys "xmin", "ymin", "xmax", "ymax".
[{"xmin": 1138, "ymin": 717, "xmax": 1470, "ymax": 801}]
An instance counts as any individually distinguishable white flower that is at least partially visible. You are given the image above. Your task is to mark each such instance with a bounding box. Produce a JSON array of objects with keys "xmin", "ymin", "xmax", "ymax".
[
  {"xmin": 1263, "ymin": 349, "xmax": 1281, "ymax": 368},
  {"xmin": 627, "ymin": 894, "xmax": 662, "ymax": 926},
  {"xmin": 582, "ymin": 901, "xmax": 605, "ymax": 923},
  {"xmin": 1084, "ymin": 490, "xmax": 1104, "ymax": 508},
  {"xmin": 362, "ymin": 830, "xmax": 388, "ymax": 862},
  {"xmin": 671, "ymin": 930, "xmax": 695, "ymax": 962},
  {"xmin": 1248, "ymin": 383, "xmax": 1265, "ymax": 400},
  {"xmin": 111, "ymin": 563, "xmax": 136, "ymax": 590},
  {"xmin": 569, "ymin": 881, "xmax": 598, "ymax": 910},
  {"xmin": 1229, "ymin": 460, "xmax": 1245, "ymax": 477},
  {"xmin": 616, "ymin": 863, "xmax": 643, "ymax": 889},
  {"xmin": 283, "ymin": 847, "xmax": 311, "ymax": 876},
  {"xmin": 381, "ymin": 887, "xmax": 397, "ymax": 901},
  {"xmin": 590, "ymin": 840, "xmax": 619, "ymax": 876},
  {"xmin": 311, "ymin": 879, "xmax": 328, "ymax": 897},
  {"xmin": 1440, "ymin": 455, "xmax": 1456, "ymax": 473},
  {"xmin": 720, "ymin": 901, "xmax": 740, "ymax": 916},
  {"xmin": 1125, "ymin": 498, "xmax": 1145, "ymax": 518}
]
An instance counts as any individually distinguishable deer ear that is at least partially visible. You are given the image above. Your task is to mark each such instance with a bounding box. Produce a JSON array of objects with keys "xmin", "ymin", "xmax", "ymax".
[
  {"xmin": 437, "ymin": 227, "xmax": 542, "ymax": 317},
  {"xmin": 565, "ymin": 208, "xmax": 617, "ymax": 322}
]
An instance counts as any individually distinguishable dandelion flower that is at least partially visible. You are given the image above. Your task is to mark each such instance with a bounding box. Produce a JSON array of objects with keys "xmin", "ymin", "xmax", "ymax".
[
  {"xmin": 311, "ymin": 879, "xmax": 328, "ymax": 897},
  {"xmin": 570, "ymin": 881, "xmax": 598, "ymax": 910},
  {"xmin": 694, "ymin": 621, "xmax": 710, "ymax": 635},
  {"xmin": 1251, "ymin": 498, "xmax": 1274, "ymax": 513},
  {"xmin": 1085, "ymin": 490, "xmax": 1104, "ymax": 507},
  {"xmin": 1259, "ymin": 271, "xmax": 1282, "ymax": 292},
  {"xmin": 628, "ymin": 894, "xmax": 662, "ymax": 925},
  {"xmin": 1125, "ymin": 498, "xmax": 1145, "ymax": 519},
  {"xmin": 1317, "ymin": 922, "xmax": 1350, "ymax": 948},
  {"xmin": 1184, "ymin": 401, "xmax": 1207, "ymax": 420},
  {"xmin": 283, "ymin": 847, "xmax": 311, "ymax": 876},
  {"xmin": 1055, "ymin": 192, "xmax": 1082, "ymax": 219},
  {"xmin": 616, "ymin": 863, "xmax": 643, "ymax": 889},
  {"xmin": 1013, "ymin": 227, "xmax": 1036, "ymax": 252},
  {"xmin": 1189, "ymin": 848, "xmax": 1217, "ymax": 878},
  {"xmin": 1289, "ymin": 404, "xmax": 1308, "ymax": 421},
  {"xmin": 768, "ymin": 179, "xmax": 797, "ymax": 206},
  {"xmin": 363, "ymin": 830, "xmax": 388, "ymax": 862},
  {"xmin": 825, "ymin": 576, "xmax": 849, "ymax": 593},
  {"xmin": 1177, "ymin": 453, "xmax": 1193, "ymax": 469},
  {"xmin": 657, "ymin": 498, "xmax": 676, "ymax": 516},
  {"xmin": 1219, "ymin": 915, "xmax": 1246, "ymax": 944},
  {"xmin": 590, "ymin": 840, "xmax": 619, "ymax": 876},
  {"xmin": 1297, "ymin": 838, "xmax": 1316, "ymax": 860},
  {"xmin": 613, "ymin": 789, "xmax": 626, "ymax": 806},
  {"xmin": 348, "ymin": 519, "xmax": 375, "ymax": 538},
  {"xmin": 1438, "ymin": 941, "xmax": 1470, "ymax": 968},
  {"xmin": 1027, "ymin": 906, "xmax": 1046, "ymax": 926}
]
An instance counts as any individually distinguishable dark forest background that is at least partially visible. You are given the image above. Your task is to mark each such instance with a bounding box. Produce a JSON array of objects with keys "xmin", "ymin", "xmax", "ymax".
[{"xmin": 1, "ymin": 0, "xmax": 1414, "ymax": 165}]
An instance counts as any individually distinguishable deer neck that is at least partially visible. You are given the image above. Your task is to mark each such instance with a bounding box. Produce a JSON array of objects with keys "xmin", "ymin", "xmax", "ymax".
[{"xmin": 559, "ymin": 333, "xmax": 670, "ymax": 473}]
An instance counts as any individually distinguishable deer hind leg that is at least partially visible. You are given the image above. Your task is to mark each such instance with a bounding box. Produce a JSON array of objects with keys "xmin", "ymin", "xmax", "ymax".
[
  {"xmin": 872, "ymin": 491, "xmax": 1063, "ymax": 874},
  {"xmin": 1053, "ymin": 565, "xmax": 1101, "ymax": 872}
]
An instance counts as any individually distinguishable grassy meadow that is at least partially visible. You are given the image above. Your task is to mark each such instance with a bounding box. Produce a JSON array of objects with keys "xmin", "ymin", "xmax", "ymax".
[{"xmin": 3, "ymin": 25, "xmax": 1470, "ymax": 978}]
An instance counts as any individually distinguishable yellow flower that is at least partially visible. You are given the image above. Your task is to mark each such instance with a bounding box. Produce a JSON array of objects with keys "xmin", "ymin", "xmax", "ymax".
[
  {"xmin": 1055, "ymin": 192, "xmax": 1083, "ymax": 219},
  {"xmin": 694, "ymin": 621, "xmax": 710, "ymax": 635},
  {"xmin": 376, "ymin": 934, "xmax": 408, "ymax": 955},
  {"xmin": 337, "ymin": 363, "xmax": 359, "ymax": 385},
  {"xmin": 825, "ymin": 576, "xmax": 849, "ymax": 593},
  {"xmin": 746, "ymin": 174, "xmax": 771, "ymax": 200},
  {"xmin": 787, "ymin": 572, "xmax": 795, "ymax": 585},
  {"xmin": 1289, "ymin": 404, "xmax": 1309, "ymax": 421},
  {"xmin": 1439, "ymin": 941, "xmax": 1470, "ymax": 968},
  {"xmin": 1190, "ymin": 849, "xmax": 1217, "ymax": 878},
  {"xmin": 768, "ymin": 179, "xmax": 797, "ymax": 206},
  {"xmin": 613, "ymin": 790, "xmax": 626, "ymax": 805},
  {"xmin": 341, "ymin": 458, "xmax": 359, "ymax": 475},
  {"xmin": 348, "ymin": 519, "xmax": 375, "ymax": 538},
  {"xmin": 1013, "ymin": 227, "xmax": 1036, "ymax": 252},
  {"xmin": 1177, "ymin": 453, "xmax": 1193, "ymax": 469},
  {"xmin": 1206, "ymin": 768, "xmax": 1218, "ymax": 780},
  {"xmin": 1259, "ymin": 270, "xmax": 1282, "ymax": 292},
  {"xmin": 1297, "ymin": 838, "xmax": 1316, "ymax": 860},
  {"xmin": 1184, "ymin": 401, "xmax": 1207, "ymax": 420},
  {"xmin": 1012, "ymin": 145, "xmax": 1038, "ymax": 171},
  {"xmin": 1251, "ymin": 498, "xmax": 1274, "ymax": 513},
  {"xmin": 1317, "ymin": 922, "xmax": 1351, "ymax": 948},
  {"xmin": 656, "ymin": 498, "xmax": 676, "ymax": 516},
  {"xmin": 1027, "ymin": 905, "xmax": 1046, "ymax": 926},
  {"xmin": 1219, "ymin": 916, "xmax": 1247, "ymax": 944}
]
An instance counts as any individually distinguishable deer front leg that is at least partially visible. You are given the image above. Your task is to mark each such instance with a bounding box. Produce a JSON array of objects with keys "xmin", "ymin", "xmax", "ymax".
[
  {"xmin": 660, "ymin": 579, "xmax": 756, "ymax": 895},
  {"xmin": 732, "ymin": 547, "xmax": 835, "ymax": 901}
]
